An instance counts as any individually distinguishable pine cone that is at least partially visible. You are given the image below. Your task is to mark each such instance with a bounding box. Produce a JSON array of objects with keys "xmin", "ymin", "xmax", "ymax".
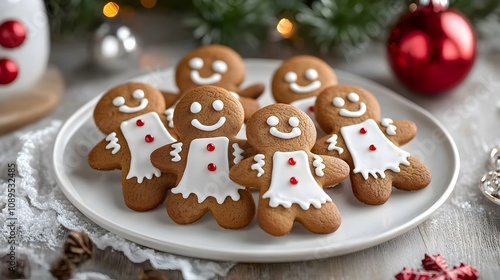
[
  {"xmin": 139, "ymin": 268, "xmax": 169, "ymax": 280},
  {"xmin": 63, "ymin": 230, "xmax": 93, "ymax": 265},
  {"xmin": 50, "ymin": 257, "xmax": 75, "ymax": 280}
]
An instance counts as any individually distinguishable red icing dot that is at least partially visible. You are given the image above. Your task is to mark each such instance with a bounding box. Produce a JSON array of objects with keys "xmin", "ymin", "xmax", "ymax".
[
  {"xmin": 360, "ymin": 128, "xmax": 367, "ymax": 134},
  {"xmin": 207, "ymin": 143, "xmax": 215, "ymax": 152},
  {"xmin": 0, "ymin": 58, "xmax": 18, "ymax": 85},
  {"xmin": 208, "ymin": 163, "xmax": 217, "ymax": 172},
  {"xmin": 290, "ymin": 177, "xmax": 298, "ymax": 185},
  {"xmin": 288, "ymin": 157, "xmax": 296, "ymax": 166},
  {"xmin": 145, "ymin": 134, "xmax": 154, "ymax": 143},
  {"xmin": 0, "ymin": 20, "xmax": 27, "ymax": 49},
  {"xmin": 369, "ymin": 144, "xmax": 377, "ymax": 151},
  {"xmin": 136, "ymin": 119, "xmax": 145, "ymax": 126},
  {"xmin": 308, "ymin": 106, "xmax": 315, "ymax": 112}
]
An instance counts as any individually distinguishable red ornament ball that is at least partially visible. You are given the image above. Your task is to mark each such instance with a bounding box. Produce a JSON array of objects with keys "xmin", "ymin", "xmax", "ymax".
[
  {"xmin": 0, "ymin": 20, "xmax": 27, "ymax": 49},
  {"xmin": 0, "ymin": 58, "xmax": 19, "ymax": 85},
  {"xmin": 387, "ymin": 2, "xmax": 476, "ymax": 94}
]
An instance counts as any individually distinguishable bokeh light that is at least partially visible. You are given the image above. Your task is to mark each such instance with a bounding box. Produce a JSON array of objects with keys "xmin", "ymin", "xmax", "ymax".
[
  {"xmin": 277, "ymin": 18, "xmax": 294, "ymax": 38},
  {"xmin": 103, "ymin": 2, "xmax": 120, "ymax": 18}
]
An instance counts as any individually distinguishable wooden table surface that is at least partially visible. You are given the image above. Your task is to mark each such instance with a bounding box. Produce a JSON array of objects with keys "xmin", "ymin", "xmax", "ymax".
[{"xmin": 37, "ymin": 13, "xmax": 500, "ymax": 279}]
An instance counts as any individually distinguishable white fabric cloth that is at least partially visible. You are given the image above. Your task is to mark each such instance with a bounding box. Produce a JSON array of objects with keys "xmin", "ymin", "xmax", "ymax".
[{"xmin": 0, "ymin": 120, "xmax": 234, "ymax": 279}]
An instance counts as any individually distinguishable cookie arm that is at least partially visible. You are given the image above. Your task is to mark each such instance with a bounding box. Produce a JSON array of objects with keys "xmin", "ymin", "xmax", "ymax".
[
  {"xmin": 150, "ymin": 142, "xmax": 185, "ymax": 177},
  {"xmin": 311, "ymin": 155, "xmax": 350, "ymax": 188},
  {"xmin": 312, "ymin": 133, "xmax": 349, "ymax": 162},
  {"xmin": 229, "ymin": 157, "xmax": 263, "ymax": 189},
  {"xmin": 88, "ymin": 138, "xmax": 123, "ymax": 170},
  {"xmin": 160, "ymin": 90, "xmax": 179, "ymax": 108},
  {"xmin": 237, "ymin": 83, "xmax": 265, "ymax": 99},
  {"xmin": 380, "ymin": 119, "xmax": 417, "ymax": 145}
]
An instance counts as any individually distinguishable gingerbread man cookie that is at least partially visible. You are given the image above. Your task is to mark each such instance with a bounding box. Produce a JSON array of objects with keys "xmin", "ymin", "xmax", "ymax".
[
  {"xmin": 272, "ymin": 55, "xmax": 337, "ymax": 137},
  {"xmin": 88, "ymin": 82, "xmax": 177, "ymax": 211},
  {"xmin": 312, "ymin": 85, "xmax": 432, "ymax": 205},
  {"xmin": 151, "ymin": 86, "xmax": 255, "ymax": 229},
  {"xmin": 164, "ymin": 44, "xmax": 264, "ymax": 121},
  {"xmin": 230, "ymin": 104, "xmax": 349, "ymax": 236}
]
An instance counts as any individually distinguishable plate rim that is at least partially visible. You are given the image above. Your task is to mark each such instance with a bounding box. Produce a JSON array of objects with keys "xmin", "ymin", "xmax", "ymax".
[{"xmin": 52, "ymin": 58, "xmax": 460, "ymax": 262}]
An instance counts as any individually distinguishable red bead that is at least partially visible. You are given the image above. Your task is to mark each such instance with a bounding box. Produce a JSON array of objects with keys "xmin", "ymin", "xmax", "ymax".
[
  {"xmin": 207, "ymin": 163, "xmax": 217, "ymax": 172},
  {"xmin": 0, "ymin": 58, "xmax": 18, "ymax": 85},
  {"xmin": 288, "ymin": 157, "xmax": 296, "ymax": 165},
  {"xmin": 0, "ymin": 20, "xmax": 27, "ymax": 49},
  {"xmin": 290, "ymin": 177, "xmax": 298, "ymax": 185},
  {"xmin": 369, "ymin": 144, "xmax": 377, "ymax": 151},
  {"xmin": 308, "ymin": 106, "xmax": 314, "ymax": 112},
  {"xmin": 136, "ymin": 119, "xmax": 145, "ymax": 126},
  {"xmin": 207, "ymin": 143, "xmax": 215, "ymax": 152},
  {"xmin": 360, "ymin": 128, "xmax": 367, "ymax": 134},
  {"xmin": 145, "ymin": 134, "xmax": 154, "ymax": 143}
]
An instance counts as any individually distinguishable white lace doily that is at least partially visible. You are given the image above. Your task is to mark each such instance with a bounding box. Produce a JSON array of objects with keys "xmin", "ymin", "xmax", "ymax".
[{"xmin": 0, "ymin": 120, "xmax": 234, "ymax": 279}]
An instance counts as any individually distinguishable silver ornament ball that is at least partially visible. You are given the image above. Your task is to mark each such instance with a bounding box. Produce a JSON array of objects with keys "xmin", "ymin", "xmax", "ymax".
[{"xmin": 90, "ymin": 23, "xmax": 139, "ymax": 71}]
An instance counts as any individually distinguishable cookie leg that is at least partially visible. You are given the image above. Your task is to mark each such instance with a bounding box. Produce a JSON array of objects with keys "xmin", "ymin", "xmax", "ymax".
[
  {"xmin": 122, "ymin": 174, "xmax": 173, "ymax": 212},
  {"xmin": 166, "ymin": 192, "xmax": 208, "ymax": 224},
  {"xmin": 210, "ymin": 190, "xmax": 256, "ymax": 230},
  {"xmin": 350, "ymin": 172, "xmax": 392, "ymax": 205},
  {"xmin": 257, "ymin": 200, "xmax": 295, "ymax": 236},
  {"xmin": 296, "ymin": 202, "xmax": 342, "ymax": 234},
  {"xmin": 392, "ymin": 156, "xmax": 431, "ymax": 191}
]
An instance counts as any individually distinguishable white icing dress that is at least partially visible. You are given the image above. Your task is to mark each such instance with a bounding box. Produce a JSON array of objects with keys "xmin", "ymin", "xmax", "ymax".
[
  {"xmin": 263, "ymin": 151, "xmax": 331, "ymax": 210},
  {"xmin": 340, "ymin": 119, "xmax": 410, "ymax": 180},
  {"xmin": 170, "ymin": 137, "xmax": 244, "ymax": 204},
  {"xmin": 290, "ymin": 96, "xmax": 326, "ymax": 138},
  {"xmin": 120, "ymin": 112, "xmax": 176, "ymax": 183}
]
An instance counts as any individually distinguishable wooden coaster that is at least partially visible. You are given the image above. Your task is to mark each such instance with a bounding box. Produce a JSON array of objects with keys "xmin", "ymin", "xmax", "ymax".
[{"xmin": 0, "ymin": 66, "xmax": 64, "ymax": 135}]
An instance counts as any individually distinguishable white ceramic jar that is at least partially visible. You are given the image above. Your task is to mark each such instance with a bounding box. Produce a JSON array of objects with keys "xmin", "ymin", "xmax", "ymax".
[{"xmin": 0, "ymin": 0, "xmax": 49, "ymax": 99}]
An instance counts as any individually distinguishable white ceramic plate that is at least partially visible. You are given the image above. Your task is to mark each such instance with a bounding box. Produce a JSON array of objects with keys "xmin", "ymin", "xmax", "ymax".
[{"xmin": 53, "ymin": 59, "xmax": 459, "ymax": 262}]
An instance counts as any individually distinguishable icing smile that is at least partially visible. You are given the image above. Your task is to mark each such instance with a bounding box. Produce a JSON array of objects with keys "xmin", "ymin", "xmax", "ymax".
[
  {"xmin": 191, "ymin": 117, "xmax": 226, "ymax": 131},
  {"xmin": 190, "ymin": 70, "xmax": 222, "ymax": 85},
  {"xmin": 340, "ymin": 102, "xmax": 367, "ymax": 117},
  {"xmin": 118, "ymin": 98, "xmax": 149, "ymax": 113},
  {"xmin": 267, "ymin": 116, "xmax": 302, "ymax": 139},
  {"xmin": 112, "ymin": 89, "xmax": 149, "ymax": 114},
  {"xmin": 289, "ymin": 80, "xmax": 321, "ymax": 94}
]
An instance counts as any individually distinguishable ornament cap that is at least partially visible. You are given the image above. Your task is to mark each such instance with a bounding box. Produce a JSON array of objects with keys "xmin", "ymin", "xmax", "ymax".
[{"xmin": 419, "ymin": 0, "xmax": 449, "ymax": 10}]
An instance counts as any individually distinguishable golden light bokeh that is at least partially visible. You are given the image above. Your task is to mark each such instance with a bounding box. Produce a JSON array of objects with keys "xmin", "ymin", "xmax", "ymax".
[
  {"xmin": 103, "ymin": 2, "xmax": 120, "ymax": 18},
  {"xmin": 141, "ymin": 0, "xmax": 157, "ymax": 9},
  {"xmin": 277, "ymin": 18, "xmax": 294, "ymax": 38}
]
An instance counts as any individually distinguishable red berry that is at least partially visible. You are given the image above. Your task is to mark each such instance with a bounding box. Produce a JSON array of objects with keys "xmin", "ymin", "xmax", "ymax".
[
  {"xmin": 136, "ymin": 119, "xmax": 145, "ymax": 126},
  {"xmin": 145, "ymin": 134, "xmax": 154, "ymax": 143},
  {"xmin": 0, "ymin": 20, "xmax": 27, "ymax": 49},
  {"xmin": 208, "ymin": 163, "xmax": 217, "ymax": 172},
  {"xmin": 207, "ymin": 143, "xmax": 215, "ymax": 152},
  {"xmin": 0, "ymin": 58, "xmax": 18, "ymax": 85},
  {"xmin": 290, "ymin": 177, "xmax": 298, "ymax": 185},
  {"xmin": 360, "ymin": 128, "xmax": 367, "ymax": 134},
  {"xmin": 308, "ymin": 106, "xmax": 314, "ymax": 112},
  {"xmin": 369, "ymin": 144, "xmax": 376, "ymax": 151},
  {"xmin": 288, "ymin": 157, "xmax": 296, "ymax": 165}
]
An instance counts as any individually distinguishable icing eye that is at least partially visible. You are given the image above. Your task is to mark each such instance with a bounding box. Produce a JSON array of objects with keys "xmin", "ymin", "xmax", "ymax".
[
  {"xmin": 284, "ymin": 71, "xmax": 297, "ymax": 83},
  {"xmin": 112, "ymin": 96, "xmax": 125, "ymax": 107},
  {"xmin": 267, "ymin": 116, "xmax": 279, "ymax": 126},
  {"xmin": 288, "ymin": 117, "xmax": 299, "ymax": 127},
  {"xmin": 347, "ymin": 92, "xmax": 360, "ymax": 102},
  {"xmin": 333, "ymin": 97, "xmax": 345, "ymax": 108},
  {"xmin": 188, "ymin": 57, "xmax": 204, "ymax": 70},
  {"xmin": 212, "ymin": 99, "xmax": 224, "ymax": 111},
  {"xmin": 305, "ymin": 68, "xmax": 318, "ymax": 81},
  {"xmin": 132, "ymin": 89, "xmax": 145, "ymax": 99},
  {"xmin": 190, "ymin": 102, "xmax": 202, "ymax": 114},
  {"xmin": 212, "ymin": 60, "xmax": 228, "ymax": 73}
]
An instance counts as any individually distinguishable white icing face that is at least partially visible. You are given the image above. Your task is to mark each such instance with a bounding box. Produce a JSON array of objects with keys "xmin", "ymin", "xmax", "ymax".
[
  {"xmin": 188, "ymin": 56, "xmax": 228, "ymax": 85},
  {"xmin": 112, "ymin": 89, "xmax": 149, "ymax": 114},
  {"xmin": 190, "ymin": 100, "xmax": 227, "ymax": 131},
  {"xmin": 284, "ymin": 68, "xmax": 321, "ymax": 94},
  {"xmin": 267, "ymin": 115, "xmax": 302, "ymax": 139},
  {"xmin": 332, "ymin": 92, "xmax": 366, "ymax": 118}
]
